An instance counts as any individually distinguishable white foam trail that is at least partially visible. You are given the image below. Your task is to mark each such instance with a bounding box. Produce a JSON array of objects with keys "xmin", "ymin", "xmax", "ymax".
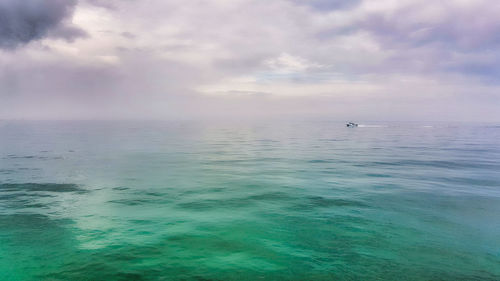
[{"xmin": 357, "ymin": 125, "xmax": 388, "ymax": 128}]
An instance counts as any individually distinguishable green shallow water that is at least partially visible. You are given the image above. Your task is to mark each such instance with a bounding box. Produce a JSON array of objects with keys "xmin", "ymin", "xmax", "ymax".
[{"xmin": 1, "ymin": 120, "xmax": 499, "ymax": 280}]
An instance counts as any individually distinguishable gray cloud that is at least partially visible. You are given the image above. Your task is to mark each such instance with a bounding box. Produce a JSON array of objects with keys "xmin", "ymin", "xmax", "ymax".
[
  {"xmin": 361, "ymin": 6, "xmax": 500, "ymax": 51},
  {"xmin": 353, "ymin": 1, "xmax": 500, "ymax": 78},
  {"xmin": 287, "ymin": 0, "xmax": 361, "ymax": 11},
  {"xmin": 0, "ymin": 0, "xmax": 85, "ymax": 49},
  {"xmin": 84, "ymin": 0, "xmax": 117, "ymax": 10}
]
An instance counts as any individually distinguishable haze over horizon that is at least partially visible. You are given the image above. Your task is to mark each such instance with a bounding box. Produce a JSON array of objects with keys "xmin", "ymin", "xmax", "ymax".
[{"xmin": 1, "ymin": 0, "xmax": 499, "ymax": 121}]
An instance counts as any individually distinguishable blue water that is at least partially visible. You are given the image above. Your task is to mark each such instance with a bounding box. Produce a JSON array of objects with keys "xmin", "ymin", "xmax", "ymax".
[{"xmin": 1, "ymin": 120, "xmax": 499, "ymax": 280}]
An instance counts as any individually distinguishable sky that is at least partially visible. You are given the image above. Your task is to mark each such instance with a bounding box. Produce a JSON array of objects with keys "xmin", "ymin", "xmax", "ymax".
[{"xmin": 0, "ymin": 0, "xmax": 499, "ymax": 121}]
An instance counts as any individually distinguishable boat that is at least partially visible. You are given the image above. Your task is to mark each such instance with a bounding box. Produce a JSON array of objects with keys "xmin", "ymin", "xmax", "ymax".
[{"xmin": 346, "ymin": 122, "xmax": 358, "ymax": 128}]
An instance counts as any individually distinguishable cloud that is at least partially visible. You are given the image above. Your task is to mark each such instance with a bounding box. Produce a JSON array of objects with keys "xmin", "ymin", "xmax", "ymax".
[
  {"xmin": 265, "ymin": 53, "xmax": 323, "ymax": 73},
  {"xmin": 0, "ymin": 0, "xmax": 499, "ymax": 121},
  {"xmin": 330, "ymin": 0, "xmax": 500, "ymax": 78},
  {"xmin": 287, "ymin": 0, "xmax": 361, "ymax": 11},
  {"xmin": 359, "ymin": 0, "xmax": 500, "ymax": 51},
  {"xmin": 0, "ymin": 0, "xmax": 85, "ymax": 49}
]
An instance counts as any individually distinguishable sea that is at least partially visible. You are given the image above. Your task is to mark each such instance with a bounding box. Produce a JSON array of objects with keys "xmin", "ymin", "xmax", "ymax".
[{"xmin": 0, "ymin": 120, "xmax": 499, "ymax": 281}]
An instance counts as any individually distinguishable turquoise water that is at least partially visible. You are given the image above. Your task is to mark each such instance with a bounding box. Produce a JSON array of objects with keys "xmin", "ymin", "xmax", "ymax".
[{"xmin": 1, "ymin": 120, "xmax": 499, "ymax": 280}]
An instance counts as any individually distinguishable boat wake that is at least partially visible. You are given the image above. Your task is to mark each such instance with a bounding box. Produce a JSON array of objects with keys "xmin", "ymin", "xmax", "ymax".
[{"xmin": 357, "ymin": 125, "xmax": 388, "ymax": 128}]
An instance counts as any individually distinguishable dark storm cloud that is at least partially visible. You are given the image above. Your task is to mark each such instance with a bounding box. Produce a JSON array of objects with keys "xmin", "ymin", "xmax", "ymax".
[{"xmin": 0, "ymin": 0, "xmax": 85, "ymax": 49}]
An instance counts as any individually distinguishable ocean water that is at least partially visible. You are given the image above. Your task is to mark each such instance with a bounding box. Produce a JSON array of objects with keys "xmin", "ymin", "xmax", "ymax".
[{"xmin": 0, "ymin": 120, "xmax": 499, "ymax": 281}]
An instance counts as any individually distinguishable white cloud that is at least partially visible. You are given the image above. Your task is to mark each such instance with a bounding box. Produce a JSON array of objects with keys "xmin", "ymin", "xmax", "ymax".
[{"xmin": 265, "ymin": 53, "xmax": 323, "ymax": 73}]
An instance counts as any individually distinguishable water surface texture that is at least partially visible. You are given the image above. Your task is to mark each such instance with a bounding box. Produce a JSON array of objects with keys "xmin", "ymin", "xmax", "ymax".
[{"xmin": 1, "ymin": 121, "xmax": 499, "ymax": 280}]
